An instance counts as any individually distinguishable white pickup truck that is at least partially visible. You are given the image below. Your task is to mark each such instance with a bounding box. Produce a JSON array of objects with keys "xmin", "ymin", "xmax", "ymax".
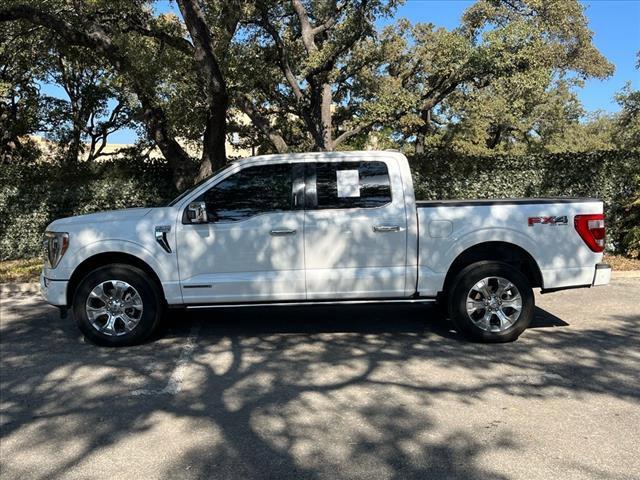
[{"xmin": 41, "ymin": 151, "xmax": 611, "ymax": 346}]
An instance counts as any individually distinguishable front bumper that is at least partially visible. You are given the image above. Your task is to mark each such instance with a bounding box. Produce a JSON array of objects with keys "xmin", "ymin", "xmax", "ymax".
[
  {"xmin": 40, "ymin": 273, "xmax": 68, "ymax": 306},
  {"xmin": 592, "ymin": 263, "xmax": 611, "ymax": 286}
]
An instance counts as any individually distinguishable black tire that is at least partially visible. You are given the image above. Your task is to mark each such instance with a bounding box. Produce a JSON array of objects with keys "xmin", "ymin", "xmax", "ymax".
[
  {"xmin": 447, "ymin": 261, "xmax": 534, "ymax": 343},
  {"xmin": 72, "ymin": 264, "xmax": 163, "ymax": 347}
]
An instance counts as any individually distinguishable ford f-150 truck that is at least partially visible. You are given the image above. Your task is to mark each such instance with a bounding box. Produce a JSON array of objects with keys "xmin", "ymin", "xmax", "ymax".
[{"xmin": 41, "ymin": 151, "xmax": 611, "ymax": 346}]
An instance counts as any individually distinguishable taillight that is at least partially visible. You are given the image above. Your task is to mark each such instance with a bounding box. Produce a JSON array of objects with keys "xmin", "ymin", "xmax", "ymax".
[{"xmin": 574, "ymin": 214, "xmax": 605, "ymax": 252}]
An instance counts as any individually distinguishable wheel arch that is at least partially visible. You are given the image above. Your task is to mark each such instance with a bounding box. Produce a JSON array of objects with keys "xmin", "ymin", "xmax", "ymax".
[
  {"xmin": 441, "ymin": 241, "xmax": 543, "ymax": 297},
  {"xmin": 67, "ymin": 252, "xmax": 165, "ymax": 306}
]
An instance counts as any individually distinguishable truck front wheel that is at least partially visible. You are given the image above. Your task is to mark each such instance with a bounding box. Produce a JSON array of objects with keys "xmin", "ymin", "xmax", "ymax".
[
  {"xmin": 447, "ymin": 261, "xmax": 534, "ymax": 342},
  {"xmin": 72, "ymin": 264, "xmax": 163, "ymax": 347}
]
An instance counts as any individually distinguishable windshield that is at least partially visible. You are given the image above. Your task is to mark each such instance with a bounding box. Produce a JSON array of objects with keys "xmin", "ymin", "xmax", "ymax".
[{"xmin": 167, "ymin": 163, "xmax": 234, "ymax": 207}]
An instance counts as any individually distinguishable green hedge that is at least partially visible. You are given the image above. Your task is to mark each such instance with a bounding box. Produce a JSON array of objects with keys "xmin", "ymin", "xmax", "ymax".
[
  {"xmin": 409, "ymin": 149, "xmax": 640, "ymax": 256},
  {"xmin": 0, "ymin": 157, "xmax": 178, "ymax": 260},
  {"xmin": 1, "ymin": 150, "xmax": 638, "ymax": 260}
]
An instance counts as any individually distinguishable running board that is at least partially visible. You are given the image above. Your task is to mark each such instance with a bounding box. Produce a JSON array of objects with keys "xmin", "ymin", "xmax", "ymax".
[{"xmin": 181, "ymin": 298, "xmax": 436, "ymax": 310}]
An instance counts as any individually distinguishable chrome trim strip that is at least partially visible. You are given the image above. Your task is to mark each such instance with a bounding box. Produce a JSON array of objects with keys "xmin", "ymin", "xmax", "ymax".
[{"xmin": 184, "ymin": 298, "xmax": 436, "ymax": 309}]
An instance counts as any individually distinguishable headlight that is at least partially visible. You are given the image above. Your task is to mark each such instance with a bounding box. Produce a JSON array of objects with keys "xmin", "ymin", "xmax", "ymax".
[{"xmin": 43, "ymin": 232, "xmax": 69, "ymax": 269}]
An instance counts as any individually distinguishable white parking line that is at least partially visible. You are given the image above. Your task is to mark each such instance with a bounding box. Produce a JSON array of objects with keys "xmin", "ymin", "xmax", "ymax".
[{"xmin": 131, "ymin": 323, "xmax": 201, "ymax": 396}]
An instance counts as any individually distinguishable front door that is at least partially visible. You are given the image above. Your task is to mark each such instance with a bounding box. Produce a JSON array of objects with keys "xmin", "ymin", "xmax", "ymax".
[
  {"xmin": 176, "ymin": 162, "xmax": 306, "ymax": 303},
  {"xmin": 303, "ymin": 159, "xmax": 408, "ymax": 299}
]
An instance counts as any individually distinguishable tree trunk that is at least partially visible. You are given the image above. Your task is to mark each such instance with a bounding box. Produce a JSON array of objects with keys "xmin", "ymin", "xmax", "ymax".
[
  {"xmin": 319, "ymin": 82, "xmax": 333, "ymax": 151},
  {"xmin": 177, "ymin": 0, "xmax": 229, "ymax": 181},
  {"xmin": 141, "ymin": 103, "xmax": 195, "ymax": 191},
  {"xmin": 199, "ymin": 92, "xmax": 228, "ymax": 179},
  {"xmin": 415, "ymin": 134, "xmax": 425, "ymax": 155},
  {"xmin": 0, "ymin": 92, "xmax": 23, "ymax": 159},
  {"xmin": 66, "ymin": 126, "xmax": 83, "ymax": 164},
  {"xmin": 307, "ymin": 78, "xmax": 334, "ymax": 151},
  {"xmin": 65, "ymin": 97, "xmax": 85, "ymax": 165},
  {"xmin": 415, "ymin": 108, "xmax": 433, "ymax": 155}
]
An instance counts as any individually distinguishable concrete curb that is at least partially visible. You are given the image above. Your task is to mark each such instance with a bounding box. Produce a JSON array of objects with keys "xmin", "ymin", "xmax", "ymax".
[
  {"xmin": 612, "ymin": 270, "xmax": 640, "ymax": 279},
  {"xmin": 1, "ymin": 271, "xmax": 639, "ymax": 298}
]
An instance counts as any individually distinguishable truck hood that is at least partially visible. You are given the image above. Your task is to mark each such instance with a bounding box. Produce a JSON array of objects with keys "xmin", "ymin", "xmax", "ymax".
[{"xmin": 47, "ymin": 207, "xmax": 154, "ymax": 230}]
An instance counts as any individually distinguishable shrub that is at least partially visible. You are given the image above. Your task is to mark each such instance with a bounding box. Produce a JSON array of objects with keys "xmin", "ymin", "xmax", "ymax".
[
  {"xmin": 620, "ymin": 196, "xmax": 640, "ymax": 258},
  {"xmin": 1, "ymin": 149, "xmax": 638, "ymax": 260},
  {"xmin": 409, "ymin": 149, "xmax": 639, "ymax": 255},
  {"xmin": 0, "ymin": 156, "xmax": 177, "ymax": 260}
]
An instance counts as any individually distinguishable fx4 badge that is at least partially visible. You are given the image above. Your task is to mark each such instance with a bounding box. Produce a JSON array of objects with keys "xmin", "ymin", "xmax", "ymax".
[{"xmin": 528, "ymin": 216, "xmax": 568, "ymax": 227}]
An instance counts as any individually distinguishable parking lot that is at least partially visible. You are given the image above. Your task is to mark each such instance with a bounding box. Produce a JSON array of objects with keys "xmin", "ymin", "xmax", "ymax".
[{"xmin": 1, "ymin": 278, "xmax": 639, "ymax": 480}]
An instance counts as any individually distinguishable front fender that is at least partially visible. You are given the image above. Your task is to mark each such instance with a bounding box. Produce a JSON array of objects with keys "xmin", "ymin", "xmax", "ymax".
[
  {"xmin": 44, "ymin": 239, "xmax": 182, "ymax": 305},
  {"xmin": 70, "ymin": 240, "xmax": 176, "ymax": 282}
]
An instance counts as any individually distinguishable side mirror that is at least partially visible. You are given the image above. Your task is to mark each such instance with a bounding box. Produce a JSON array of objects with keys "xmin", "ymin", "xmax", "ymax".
[{"xmin": 186, "ymin": 201, "xmax": 208, "ymax": 224}]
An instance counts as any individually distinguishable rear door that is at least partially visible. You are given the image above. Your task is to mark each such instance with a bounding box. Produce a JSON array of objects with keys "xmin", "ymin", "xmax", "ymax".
[
  {"xmin": 176, "ymin": 162, "xmax": 306, "ymax": 303},
  {"xmin": 303, "ymin": 158, "xmax": 408, "ymax": 299}
]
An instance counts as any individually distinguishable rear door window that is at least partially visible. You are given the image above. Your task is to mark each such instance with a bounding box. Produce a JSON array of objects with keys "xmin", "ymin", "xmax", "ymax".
[{"xmin": 314, "ymin": 161, "xmax": 392, "ymax": 209}]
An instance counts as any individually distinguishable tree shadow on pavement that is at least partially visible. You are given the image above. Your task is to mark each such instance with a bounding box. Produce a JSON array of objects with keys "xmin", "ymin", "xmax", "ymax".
[{"xmin": 1, "ymin": 298, "xmax": 638, "ymax": 479}]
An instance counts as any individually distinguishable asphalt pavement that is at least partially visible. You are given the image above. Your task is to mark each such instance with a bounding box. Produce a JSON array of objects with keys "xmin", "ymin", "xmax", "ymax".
[{"xmin": 1, "ymin": 279, "xmax": 639, "ymax": 480}]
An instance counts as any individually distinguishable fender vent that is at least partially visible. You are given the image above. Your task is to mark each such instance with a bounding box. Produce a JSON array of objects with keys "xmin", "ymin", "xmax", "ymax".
[{"xmin": 155, "ymin": 225, "xmax": 172, "ymax": 253}]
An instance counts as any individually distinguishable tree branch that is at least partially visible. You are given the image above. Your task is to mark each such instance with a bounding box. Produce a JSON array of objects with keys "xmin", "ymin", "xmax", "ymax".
[
  {"xmin": 291, "ymin": 0, "xmax": 317, "ymax": 53},
  {"xmin": 305, "ymin": 0, "xmax": 372, "ymax": 78},
  {"xmin": 123, "ymin": 24, "xmax": 194, "ymax": 55},
  {"xmin": 86, "ymin": 100, "xmax": 129, "ymax": 161},
  {"xmin": 237, "ymin": 95, "xmax": 289, "ymax": 153},
  {"xmin": 333, "ymin": 119, "xmax": 376, "ymax": 147},
  {"xmin": 217, "ymin": 0, "xmax": 243, "ymax": 58},
  {"xmin": 311, "ymin": 4, "xmax": 345, "ymax": 36},
  {"xmin": 257, "ymin": 7, "xmax": 305, "ymax": 102}
]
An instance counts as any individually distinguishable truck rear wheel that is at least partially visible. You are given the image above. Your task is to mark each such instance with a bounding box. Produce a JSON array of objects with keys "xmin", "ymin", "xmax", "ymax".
[
  {"xmin": 72, "ymin": 264, "xmax": 163, "ymax": 347},
  {"xmin": 447, "ymin": 261, "xmax": 534, "ymax": 342}
]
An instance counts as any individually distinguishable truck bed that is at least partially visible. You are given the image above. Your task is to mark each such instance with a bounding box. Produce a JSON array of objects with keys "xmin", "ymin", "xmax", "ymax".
[{"xmin": 414, "ymin": 197, "xmax": 604, "ymax": 297}]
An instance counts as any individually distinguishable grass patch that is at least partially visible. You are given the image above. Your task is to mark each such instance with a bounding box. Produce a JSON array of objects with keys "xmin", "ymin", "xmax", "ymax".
[
  {"xmin": 0, "ymin": 258, "xmax": 42, "ymax": 283},
  {"xmin": 604, "ymin": 254, "xmax": 640, "ymax": 272}
]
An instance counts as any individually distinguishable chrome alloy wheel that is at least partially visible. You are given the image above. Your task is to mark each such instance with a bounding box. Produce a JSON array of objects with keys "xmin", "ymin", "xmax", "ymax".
[
  {"xmin": 465, "ymin": 276, "xmax": 522, "ymax": 332},
  {"xmin": 85, "ymin": 280, "xmax": 143, "ymax": 336}
]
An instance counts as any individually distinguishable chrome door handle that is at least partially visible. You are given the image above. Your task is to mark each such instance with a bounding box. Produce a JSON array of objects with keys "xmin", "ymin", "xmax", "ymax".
[
  {"xmin": 270, "ymin": 228, "xmax": 297, "ymax": 236},
  {"xmin": 373, "ymin": 225, "xmax": 401, "ymax": 233}
]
